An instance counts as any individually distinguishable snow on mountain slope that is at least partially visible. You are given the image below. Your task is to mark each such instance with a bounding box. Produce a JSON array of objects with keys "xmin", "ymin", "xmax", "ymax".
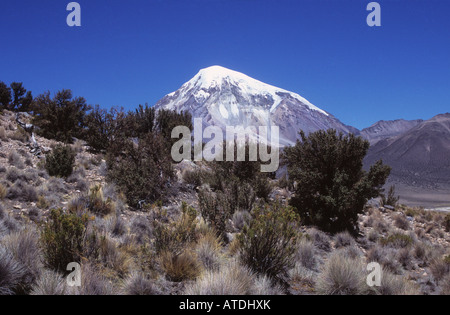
[{"xmin": 155, "ymin": 66, "xmax": 358, "ymax": 146}]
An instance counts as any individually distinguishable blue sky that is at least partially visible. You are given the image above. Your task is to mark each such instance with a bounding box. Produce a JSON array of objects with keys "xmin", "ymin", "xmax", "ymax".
[{"xmin": 1, "ymin": 0, "xmax": 449, "ymax": 129}]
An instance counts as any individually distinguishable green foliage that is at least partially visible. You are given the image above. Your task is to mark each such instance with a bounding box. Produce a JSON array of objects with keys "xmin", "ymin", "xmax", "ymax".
[
  {"xmin": 284, "ymin": 129, "xmax": 391, "ymax": 234},
  {"xmin": 238, "ymin": 203, "xmax": 300, "ymax": 284},
  {"xmin": 381, "ymin": 185, "xmax": 400, "ymax": 207},
  {"xmin": 33, "ymin": 89, "xmax": 91, "ymax": 143},
  {"xmin": 106, "ymin": 132, "xmax": 173, "ymax": 208},
  {"xmin": 83, "ymin": 105, "xmax": 118, "ymax": 152},
  {"xmin": 40, "ymin": 209, "xmax": 89, "ymax": 272},
  {"xmin": 130, "ymin": 104, "xmax": 156, "ymax": 138},
  {"xmin": 45, "ymin": 145, "xmax": 76, "ymax": 178},
  {"xmin": 156, "ymin": 109, "xmax": 193, "ymax": 147},
  {"xmin": 0, "ymin": 81, "xmax": 12, "ymax": 110}
]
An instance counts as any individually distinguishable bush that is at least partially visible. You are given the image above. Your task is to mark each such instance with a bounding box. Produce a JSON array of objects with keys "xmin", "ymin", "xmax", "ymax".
[
  {"xmin": 87, "ymin": 185, "xmax": 115, "ymax": 217},
  {"xmin": 380, "ymin": 233, "xmax": 414, "ymax": 248},
  {"xmin": 296, "ymin": 239, "xmax": 317, "ymax": 270},
  {"xmin": 106, "ymin": 132, "xmax": 173, "ymax": 208},
  {"xmin": 393, "ymin": 213, "xmax": 410, "ymax": 230},
  {"xmin": 8, "ymin": 152, "xmax": 24, "ymax": 169},
  {"xmin": 32, "ymin": 90, "xmax": 91, "ymax": 143},
  {"xmin": 334, "ymin": 231, "xmax": 356, "ymax": 248},
  {"xmin": 284, "ymin": 129, "xmax": 391, "ymax": 234},
  {"xmin": 40, "ymin": 209, "xmax": 89, "ymax": 272},
  {"xmin": 316, "ymin": 251, "xmax": 368, "ymax": 295},
  {"xmin": 45, "ymin": 145, "xmax": 76, "ymax": 178},
  {"xmin": 380, "ymin": 185, "xmax": 400, "ymax": 207},
  {"xmin": 7, "ymin": 180, "xmax": 38, "ymax": 202},
  {"xmin": 238, "ymin": 203, "xmax": 300, "ymax": 284}
]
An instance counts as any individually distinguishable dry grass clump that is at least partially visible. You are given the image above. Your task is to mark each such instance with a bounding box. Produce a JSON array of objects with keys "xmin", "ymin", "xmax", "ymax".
[
  {"xmin": 160, "ymin": 251, "xmax": 201, "ymax": 283},
  {"xmin": 372, "ymin": 268, "xmax": 419, "ymax": 295},
  {"xmin": 0, "ymin": 183, "xmax": 7, "ymax": 200},
  {"xmin": 184, "ymin": 260, "xmax": 254, "ymax": 295},
  {"xmin": 308, "ymin": 228, "xmax": 331, "ymax": 252},
  {"xmin": 393, "ymin": 213, "xmax": 410, "ymax": 230},
  {"xmin": 0, "ymin": 246, "xmax": 29, "ymax": 295},
  {"xmin": 250, "ymin": 275, "xmax": 284, "ymax": 295},
  {"xmin": 30, "ymin": 270, "xmax": 67, "ymax": 295},
  {"xmin": 334, "ymin": 231, "xmax": 356, "ymax": 248},
  {"xmin": 315, "ymin": 250, "xmax": 369, "ymax": 295},
  {"xmin": 195, "ymin": 231, "xmax": 223, "ymax": 271},
  {"xmin": 8, "ymin": 152, "xmax": 25, "ymax": 169},
  {"xmin": 6, "ymin": 180, "xmax": 38, "ymax": 202},
  {"xmin": 295, "ymin": 239, "xmax": 318, "ymax": 270},
  {"xmin": 122, "ymin": 272, "xmax": 161, "ymax": 295}
]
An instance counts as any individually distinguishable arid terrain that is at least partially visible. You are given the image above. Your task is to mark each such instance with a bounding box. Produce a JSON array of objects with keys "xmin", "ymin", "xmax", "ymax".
[{"xmin": 0, "ymin": 109, "xmax": 449, "ymax": 295}]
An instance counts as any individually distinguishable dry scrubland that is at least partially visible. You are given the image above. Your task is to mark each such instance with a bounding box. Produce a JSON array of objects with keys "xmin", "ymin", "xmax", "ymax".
[{"xmin": 0, "ymin": 110, "xmax": 449, "ymax": 296}]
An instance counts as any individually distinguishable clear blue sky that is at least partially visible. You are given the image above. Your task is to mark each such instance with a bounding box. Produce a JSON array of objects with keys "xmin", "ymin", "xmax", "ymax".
[{"xmin": 1, "ymin": 0, "xmax": 449, "ymax": 129}]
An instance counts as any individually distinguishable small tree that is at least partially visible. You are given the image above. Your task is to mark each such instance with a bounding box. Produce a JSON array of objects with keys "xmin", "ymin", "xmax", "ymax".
[
  {"xmin": 0, "ymin": 82, "xmax": 12, "ymax": 110},
  {"xmin": 33, "ymin": 90, "xmax": 91, "ymax": 143},
  {"xmin": 380, "ymin": 185, "xmax": 400, "ymax": 207},
  {"xmin": 106, "ymin": 132, "xmax": 173, "ymax": 208},
  {"xmin": 156, "ymin": 109, "xmax": 193, "ymax": 149},
  {"xmin": 284, "ymin": 129, "xmax": 391, "ymax": 235}
]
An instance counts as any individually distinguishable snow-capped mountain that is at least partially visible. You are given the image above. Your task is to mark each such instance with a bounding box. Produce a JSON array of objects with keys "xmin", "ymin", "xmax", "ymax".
[{"xmin": 155, "ymin": 66, "xmax": 358, "ymax": 146}]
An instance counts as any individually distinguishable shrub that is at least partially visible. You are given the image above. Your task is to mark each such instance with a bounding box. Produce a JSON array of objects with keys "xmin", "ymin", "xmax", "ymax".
[
  {"xmin": 40, "ymin": 209, "xmax": 89, "ymax": 272},
  {"xmin": 232, "ymin": 211, "xmax": 252, "ymax": 232},
  {"xmin": 334, "ymin": 231, "xmax": 355, "ymax": 248},
  {"xmin": 106, "ymin": 132, "xmax": 173, "ymax": 208},
  {"xmin": 198, "ymin": 188, "xmax": 233, "ymax": 240},
  {"xmin": 393, "ymin": 213, "xmax": 410, "ymax": 230},
  {"xmin": 87, "ymin": 185, "xmax": 114, "ymax": 217},
  {"xmin": 7, "ymin": 180, "xmax": 38, "ymax": 202},
  {"xmin": 250, "ymin": 276, "xmax": 284, "ymax": 295},
  {"xmin": 184, "ymin": 260, "xmax": 254, "ymax": 295},
  {"xmin": 32, "ymin": 89, "xmax": 91, "ymax": 143},
  {"xmin": 156, "ymin": 109, "xmax": 192, "ymax": 148},
  {"xmin": 238, "ymin": 203, "xmax": 300, "ymax": 284},
  {"xmin": 380, "ymin": 185, "xmax": 400, "ymax": 208},
  {"xmin": 316, "ymin": 251, "xmax": 368, "ymax": 295},
  {"xmin": 160, "ymin": 250, "xmax": 201, "ymax": 282},
  {"xmin": 8, "ymin": 152, "xmax": 25, "ymax": 169},
  {"xmin": 380, "ymin": 233, "xmax": 414, "ymax": 248},
  {"xmin": 430, "ymin": 258, "xmax": 450, "ymax": 283},
  {"xmin": 45, "ymin": 145, "xmax": 76, "ymax": 178},
  {"xmin": 284, "ymin": 129, "xmax": 391, "ymax": 234}
]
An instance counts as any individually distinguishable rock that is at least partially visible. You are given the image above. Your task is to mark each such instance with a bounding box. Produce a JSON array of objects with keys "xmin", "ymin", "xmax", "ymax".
[
  {"xmin": 384, "ymin": 205, "xmax": 395, "ymax": 211},
  {"xmin": 13, "ymin": 205, "xmax": 22, "ymax": 210}
]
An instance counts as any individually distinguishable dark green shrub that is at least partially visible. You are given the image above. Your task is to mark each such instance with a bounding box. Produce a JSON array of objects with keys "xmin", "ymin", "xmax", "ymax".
[
  {"xmin": 284, "ymin": 129, "xmax": 391, "ymax": 235},
  {"xmin": 106, "ymin": 132, "xmax": 173, "ymax": 208},
  {"xmin": 32, "ymin": 89, "xmax": 91, "ymax": 143},
  {"xmin": 45, "ymin": 145, "xmax": 76, "ymax": 178},
  {"xmin": 380, "ymin": 185, "xmax": 400, "ymax": 207},
  {"xmin": 238, "ymin": 203, "xmax": 300, "ymax": 284},
  {"xmin": 40, "ymin": 209, "xmax": 89, "ymax": 272}
]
